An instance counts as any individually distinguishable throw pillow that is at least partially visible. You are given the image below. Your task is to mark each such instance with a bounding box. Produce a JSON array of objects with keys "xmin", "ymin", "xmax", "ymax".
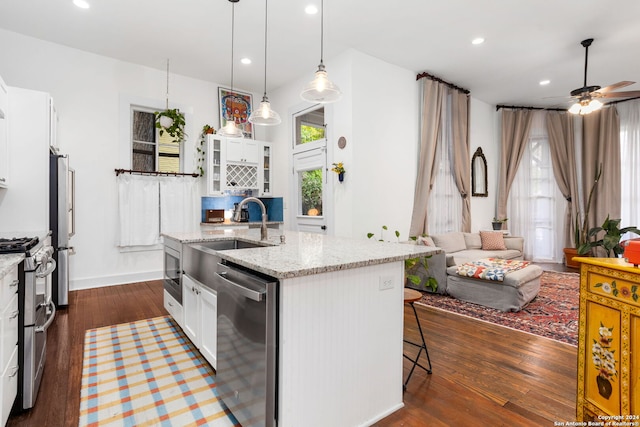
[
  {"xmin": 417, "ymin": 235, "xmax": 435, "ymax": 247},
  {"xmin": 480, "ymin": 231, "xmax": 507, "ymax": 250}
]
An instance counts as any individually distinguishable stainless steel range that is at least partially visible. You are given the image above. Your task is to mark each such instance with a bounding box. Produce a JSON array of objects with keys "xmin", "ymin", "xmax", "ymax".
[{"xmin": 0, "ymin": 236, "xmax": 56, "ymax": 410}]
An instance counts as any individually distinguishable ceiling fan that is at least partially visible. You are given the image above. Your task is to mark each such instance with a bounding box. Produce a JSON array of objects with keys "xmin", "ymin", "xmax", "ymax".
[{"xmin": 568, "ymin": 38, "xmax": 640, "ymax": 114}]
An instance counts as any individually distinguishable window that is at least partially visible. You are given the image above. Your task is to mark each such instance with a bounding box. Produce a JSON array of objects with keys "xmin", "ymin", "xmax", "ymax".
[
  {"xmin": 295, "ymin": 107, "xmax": 325, "ymax": 145},
  {"xmin": 618, "ymin": 100, "xmax": 640, "ymax": 236},
  {"xmin": 131, "ymin": 106, "xmax": 180, "ymax": 173},
  {"xmin": 508, "ymin": 111, "xmax": 564, "ymax": 262}
]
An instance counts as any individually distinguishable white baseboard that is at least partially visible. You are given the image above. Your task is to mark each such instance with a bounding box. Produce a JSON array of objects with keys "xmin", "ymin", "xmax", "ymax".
[{"xmin": 71, "ymin": 270, "xmax": 163, "ymax": 291}]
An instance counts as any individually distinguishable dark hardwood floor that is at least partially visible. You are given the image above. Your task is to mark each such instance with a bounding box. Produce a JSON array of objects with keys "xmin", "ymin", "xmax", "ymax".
[{"xmin": 7, "ymin": 278, "xmax": 577, "ymax": 426}]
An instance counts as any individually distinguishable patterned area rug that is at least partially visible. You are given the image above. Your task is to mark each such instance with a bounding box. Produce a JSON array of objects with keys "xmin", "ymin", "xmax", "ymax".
[
  {"xmin": 79, "ymin": 316, "xmax": 239, "ymax": 426},
  {"xmin": 416, "ymin": 270, "xmax": 579, "ymax": 346}
]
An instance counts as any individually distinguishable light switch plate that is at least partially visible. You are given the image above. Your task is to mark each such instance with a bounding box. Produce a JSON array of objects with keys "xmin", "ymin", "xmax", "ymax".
[{"xmin": 379, "ymin": 276, "xmax": 395, "ymax": 291}]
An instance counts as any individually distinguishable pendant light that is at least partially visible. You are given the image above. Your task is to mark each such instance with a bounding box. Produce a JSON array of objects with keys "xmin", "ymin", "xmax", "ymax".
[
  {"xmin": 300, "ymin": 0, "xmax": 342, "ymax": 103},
  {"xmin": 248, "ymin": 0, "xmax": 281, "ymax": 126},
  {"xmin": 218, "ymin": 0, "xmax": 244, "ymax": 138}
]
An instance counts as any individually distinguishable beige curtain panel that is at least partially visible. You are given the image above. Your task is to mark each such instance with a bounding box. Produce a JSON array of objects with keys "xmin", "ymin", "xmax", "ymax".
[
  {"xmin": 546, "ymin": 112, "xmax": 578, "ymax": 248},
  {"xmin": 450, "ymin": 91, "xmax": 471, "ymax": 232},
  {"xmin": 497, "ymin": 109, "xmax": 533, "ymax": 220}
]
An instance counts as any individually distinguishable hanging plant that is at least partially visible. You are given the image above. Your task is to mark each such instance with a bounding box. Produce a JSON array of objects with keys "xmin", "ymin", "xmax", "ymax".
[
  {"xmin": 154, "ymin": 108, "xmax": 186, "ymax": 144},
  {"xmin": 195, "ymin": 124, "xmax": 215, "ymax": 176}
]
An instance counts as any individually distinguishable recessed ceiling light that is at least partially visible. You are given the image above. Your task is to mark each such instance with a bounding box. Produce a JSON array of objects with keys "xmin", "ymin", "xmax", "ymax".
[
  {"xmin": 471, "ymin": 37, "xmax": 485, "ymax": 45},
  {"xmin": 305, "ymin": 5, "xmax": 318, "ymax": 14},
  {"xmin": 241, "ymin": 58, "xmax": 252, "ymax": 65},
  {"xmin": 539, "ymin": 79, "xmax": 551, "ymax": 86},
  {"xmin": 73, "ymin": 0, "xmax": 90, "ymax": 9}
]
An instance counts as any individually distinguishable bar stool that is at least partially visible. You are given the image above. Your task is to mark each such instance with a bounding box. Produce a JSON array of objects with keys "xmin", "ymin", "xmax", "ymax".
[{"xmin": 403, "ymin": 288, "xmax": 432, "ymax": 391}]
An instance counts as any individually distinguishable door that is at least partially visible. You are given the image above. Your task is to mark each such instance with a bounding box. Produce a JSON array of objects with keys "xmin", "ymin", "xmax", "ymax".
[
  {"xmin": 199, "ymin": 285, "xmax": 217, "ymax": 369},
  {"xmin": 291, "ymin": 105, "xmax": 331, "ymax": 234},
  {"xmin": 182, "ymin": 274, "xmax": 199, "ymax": 345}
]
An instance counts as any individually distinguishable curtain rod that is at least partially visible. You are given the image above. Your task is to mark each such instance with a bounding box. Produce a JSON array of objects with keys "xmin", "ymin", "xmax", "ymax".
[
  {"xmin": 416, "ymin": 71, "xmax": 470, "ymax": 94},
  {"xmin": 496, "ymin": 104, "xmax": 566, "ymax": 112},
  {"xmin": 114, "ymin": 169, "xmax": 199, "ymax": 178}
]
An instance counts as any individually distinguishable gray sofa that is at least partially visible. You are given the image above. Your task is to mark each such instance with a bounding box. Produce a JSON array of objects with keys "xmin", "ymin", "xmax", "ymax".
[{"xmin": 406, "ymin": 231, "xmax": 524, "ymax": 295}]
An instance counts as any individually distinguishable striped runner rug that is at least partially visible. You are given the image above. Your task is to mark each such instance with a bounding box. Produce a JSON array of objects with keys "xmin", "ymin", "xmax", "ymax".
[{"xmin": 79, "ymin": 316, "xmax": 239, "ymax": 427}]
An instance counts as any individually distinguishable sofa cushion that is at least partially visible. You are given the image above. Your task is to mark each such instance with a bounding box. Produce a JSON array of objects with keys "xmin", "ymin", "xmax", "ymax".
[
  {"xmin": 450, "ymin": 249, "xmax": 522, "ymax": 266},
  {"xmin": 480, "ymin": 231, "xmax": 507, "ymax": 250},
  {"xmin": 431, "ymin": 232, "xmax": 466, "ymax": 253},
  {"xmin": 463, "ymin": 232, "xmax": 482, "ymax": 249}
]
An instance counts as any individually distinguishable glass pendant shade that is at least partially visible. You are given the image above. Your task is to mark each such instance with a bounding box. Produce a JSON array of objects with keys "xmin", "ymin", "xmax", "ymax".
[
  {"xmin": 301, "ymin": 63, "xmax": 342, "ymax": 103},
  {"xmin": 569, "ymin": 98, "xmax": 603, "ymax": 115},
  {"xmin": 218, "ymin": 120, "xmax": 244, "ymax": 138},
  {"xmin": 249, "ymin": 96, "xmax": 281, "ymax": 125}
]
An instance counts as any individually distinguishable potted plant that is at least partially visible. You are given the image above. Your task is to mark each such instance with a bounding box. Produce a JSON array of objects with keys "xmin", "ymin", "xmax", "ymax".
[
  {"xmin": 331, "ymin": 162, "xmax": 346, "ymax": 183},
  {"xmin": 564, "ymin": 165, "xmax": 602, "ymax": 268},
  {"xmin": 492, "ymin": 217, "xmax": 508, "ymax": 230},
  {"xmin": 195, "ymin": 124, "xmax": 215, "ymax": 177},
  {"xmin": 577, "ymin": 215, "xmax": 640, "ymax": 257},
  {"xmin": 154, "ymin": 108, "xmax": 186, "ymax": 144},
  {"xmin": 367, "ymin": 226, "xmax": 438, "ymax": 292}
]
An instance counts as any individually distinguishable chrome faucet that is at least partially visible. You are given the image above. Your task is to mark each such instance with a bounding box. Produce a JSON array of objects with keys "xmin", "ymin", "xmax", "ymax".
[{"xmin": 233, "ymin": 197, "xmax": 268, "ymax": 240}]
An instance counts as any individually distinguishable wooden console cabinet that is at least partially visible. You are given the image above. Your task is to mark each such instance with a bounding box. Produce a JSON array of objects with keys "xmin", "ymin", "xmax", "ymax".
[{"xmin": 575, "ymin": 257, "xmax": 640, "ymax": 421}]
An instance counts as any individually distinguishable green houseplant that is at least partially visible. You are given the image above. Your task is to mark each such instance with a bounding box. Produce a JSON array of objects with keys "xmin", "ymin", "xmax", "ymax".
[
  {"xmin": 154, "ymin": 108, "xmax": 186, "ymax": 144},
  {"xmin": 492, "ymin": 217, "xmax": 508, "ymax": 230},
  {"xmin": 578, "ymin": 215, "xmax": 640, "ymax": 257},
  {"xmin": 195, "ymin": 124, "xmax": 215, "ymax": 176},
  {"xmin": 367, "ymin": 226, "xmax": 438, "ymax": 292}
]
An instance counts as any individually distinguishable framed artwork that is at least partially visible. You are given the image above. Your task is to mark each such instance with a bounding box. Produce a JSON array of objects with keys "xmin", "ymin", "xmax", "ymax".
[{"xmin": 218, "ymin": 87, "xmax": 253, "ymax": 139}]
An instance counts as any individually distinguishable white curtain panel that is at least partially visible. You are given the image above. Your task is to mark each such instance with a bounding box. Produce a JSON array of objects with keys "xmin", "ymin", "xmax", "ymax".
[
  {"xmin": 117, "ymin": 174, "xmax": 160, "ymax": 246},
  {"xmin": 617, "ymin": 100, "xmax": 640, "ymax": 239},
  {"xmin": 159, "ymin": 176, "xmax": 199, "ymax": 234},
  {"xmin": 508, "ymin": 111, "xmax": 564, "ymax": 262},
  {"xmin": 428, "ymin": 91, "xmax": 462, "ymax": 234}
]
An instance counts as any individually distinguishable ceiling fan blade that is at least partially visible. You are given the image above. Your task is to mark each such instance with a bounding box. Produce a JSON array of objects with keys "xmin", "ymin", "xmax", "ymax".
[
  {"xmin": 595, "ymin": 81, "xmax": 635, "ymax": 94},
  {"xmin": 599, "ymin": 90, "xmax": 640, "ymax": 99}
]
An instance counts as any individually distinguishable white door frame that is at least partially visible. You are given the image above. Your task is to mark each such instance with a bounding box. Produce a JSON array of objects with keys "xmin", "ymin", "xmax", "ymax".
[{"xmin": 288, "ymin": 103, "xmax": 335, "ymax": 235}]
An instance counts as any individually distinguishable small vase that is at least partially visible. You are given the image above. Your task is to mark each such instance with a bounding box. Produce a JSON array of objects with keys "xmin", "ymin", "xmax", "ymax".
[
  {"xmin": 492, "ymin": 222, "xmax": 502, "ymax": 230},
  {"xmin": 338, "ymin": 172, "xmax": 344, "ymax": 183},
  {"xmin": 597, "ymin": 375, "xmax": 613, "ymax": 400}
]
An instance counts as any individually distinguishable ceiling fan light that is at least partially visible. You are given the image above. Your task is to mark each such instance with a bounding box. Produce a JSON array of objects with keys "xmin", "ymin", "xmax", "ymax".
[
  {"xmin": 218, "ymin": 120, "xmax": 244, "ymax": 138},
  {"xmin": 568, "ymin": 103, "xmax": 582, "ymax": 115},
  {"xmin": 301, "ymin": 66, "xmax": 342, "ymax": 103},
  {"xmin": 249, "ymin": 97, "xmax": 282, "ymax": 125},
  {"xmin": 589, "ymin": 99, "xmax": 603, "ymax": 111}
]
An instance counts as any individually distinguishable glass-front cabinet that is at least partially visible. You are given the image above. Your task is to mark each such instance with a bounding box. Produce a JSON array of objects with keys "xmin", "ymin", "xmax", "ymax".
[
  {"xmin": 207, "ymin": 136, "xmax": 273, "ymax": 196},
  {"xmin": 260, "ymin": 143, "xmax": 272, "ymax": 196}
]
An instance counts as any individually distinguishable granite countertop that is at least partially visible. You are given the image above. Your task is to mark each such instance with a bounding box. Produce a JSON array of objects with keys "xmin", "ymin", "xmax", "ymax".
[
  {"xmin": 0, "ymin": 254, "xmax": 25, "ymax": 279},
  {"xmin": 200, "ymin": 221, "xmax": 284, "ymax": 227},
  {"xmin": 162, "ymin": 229, "xmax": 442, "ymax": 279}
]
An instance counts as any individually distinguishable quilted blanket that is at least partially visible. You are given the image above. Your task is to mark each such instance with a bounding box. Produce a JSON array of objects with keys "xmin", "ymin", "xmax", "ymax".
[{"xmin": 456, "ymin": 258, "xmax": 531, "ymax": 282}]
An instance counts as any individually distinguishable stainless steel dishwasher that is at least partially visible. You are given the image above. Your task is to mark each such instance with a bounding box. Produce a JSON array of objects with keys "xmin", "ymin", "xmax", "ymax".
[{"xmin": 214, "ymin": 261, "xmax": 278, "ymax": 427}]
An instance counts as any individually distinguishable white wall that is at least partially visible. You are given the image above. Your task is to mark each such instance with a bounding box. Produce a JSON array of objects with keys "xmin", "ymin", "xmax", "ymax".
[{"xmin": 0, "ymin": 28, "xmax": 263, "ymax": 289}]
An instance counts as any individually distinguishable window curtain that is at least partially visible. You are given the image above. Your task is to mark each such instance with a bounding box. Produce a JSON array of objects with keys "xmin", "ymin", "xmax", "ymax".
[
  {"xmin": 497, "ymin": 110, "xmax": 533, "ymax": 220},
  {"xmin": 117, "ymin": 174, "xmax": 160, "ymax": 246},
  {"xmin": 409, "ymin": 79, "xmax": 470, "ymax": 236},
  {"xmin": 427, "ymin": 100, "xmax": 462, "ymax": 234},
  {"xmin": 582, "ymin": 107, "xmax": 621, "ymax": 232},
  {"xmin": 546, "ymin": 111, "xmax": 578, "ymax": 248},
  {"xmin": 617, "ymin": 99, "xmax": 640, "ymax": 235},
  {"xmin": 118, "ymin": 174, "xmax": 199, "ymax": 247},
  {"xmin": 159, "ymin": 176, "xmax": 199, "ymax": 234},
  {"xmin": 508, "ymin": 111, "xmax": 564, "ymax": 262},
  {"xmin": 409, "ymin": 79, "xmax": 444, "ymax": 236}
]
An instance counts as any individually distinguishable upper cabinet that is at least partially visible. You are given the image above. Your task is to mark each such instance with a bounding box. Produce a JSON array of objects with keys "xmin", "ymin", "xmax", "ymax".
[
  {"xmin": 207, "ymin": 136, "xmax": 273, "ymax": 196},
  {"xmin": 0, "ymin": 74, "xmax": 8, "ymax": 188},
  {"xmin": 226, "ymin": 138, "xmax": 260, "ymax": 164}
]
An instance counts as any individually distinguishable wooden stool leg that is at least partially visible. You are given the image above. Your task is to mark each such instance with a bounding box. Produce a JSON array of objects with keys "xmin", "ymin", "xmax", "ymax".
[{"xmin": 403, "ymin": 301, "xmax": 432, "ymax": 391}]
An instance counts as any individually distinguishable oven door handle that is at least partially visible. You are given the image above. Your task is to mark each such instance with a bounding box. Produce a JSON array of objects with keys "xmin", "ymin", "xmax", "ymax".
[
  {"xmin": 36, "ymin": 258, "xmax": 57, "ymax": 278},
  {"xmin": 35, "ymin": 301, "xmax": 56, "ymax": 333}
]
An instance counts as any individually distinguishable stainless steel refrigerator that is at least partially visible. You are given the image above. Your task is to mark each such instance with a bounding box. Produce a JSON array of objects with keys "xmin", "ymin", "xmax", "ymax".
[{"xmin": 49, "ymin": 147, "xmax": 74, "ymax": 307}]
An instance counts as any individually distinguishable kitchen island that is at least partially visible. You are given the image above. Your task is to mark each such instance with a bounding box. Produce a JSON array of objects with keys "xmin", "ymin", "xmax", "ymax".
[{"xmin": 163, "ymin": 229, "xmax": 442, "ymax": 427}]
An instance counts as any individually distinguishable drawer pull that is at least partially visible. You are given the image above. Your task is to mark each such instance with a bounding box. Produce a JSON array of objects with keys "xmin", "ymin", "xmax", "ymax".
[
  {"xmin": 10, "ymin": 280, "xmax": 18, "ymax": 288},
  {"xmin": 8, "ymin": 366, "xmax": 18, "ymax": 378},
  {"xmin": 168, "ymin": 301, "xmax": 174, "ymax": 307},
  {"xmin": 9, "ymin": 310, "xmax": 18, "ymax": 320}
]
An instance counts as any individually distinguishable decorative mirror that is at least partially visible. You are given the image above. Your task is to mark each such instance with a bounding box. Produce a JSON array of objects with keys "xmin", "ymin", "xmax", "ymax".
[{"xmin": 472, "ymin": 147, "xmax": 488, "ymax": 197}]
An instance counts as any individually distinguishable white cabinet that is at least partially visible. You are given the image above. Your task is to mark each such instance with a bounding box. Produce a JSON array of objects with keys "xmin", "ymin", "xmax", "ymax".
[
  {"xmin": 182, "ymin": 274, "xmax": 217, "ymax": 369},
  {"xmin": 0, "ymin": 74, "xmax": 8, "ymax": 188},
  {"xmin": 259, "ymin": 143, "xmax": 272, "ymax": 196},
  {"xmin": 226, "ymin": 138, "xmax": 260, "ymax": 164},
  {"xmin": 207, "ymin": 136, "xmax": 273, "ymax": 195},
  {"xmin": 163, "ymin": 290, "xmax": 183, "ymax": 329},
  {"xmin": 0, "ymin": 265, "xmax": 19, "ymax": 427}
]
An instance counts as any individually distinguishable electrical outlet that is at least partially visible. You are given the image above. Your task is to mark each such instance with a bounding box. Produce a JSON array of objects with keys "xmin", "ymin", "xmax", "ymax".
[{"xmin": 379, "ymin": 276, "xmax": 395, "ymax": 291}]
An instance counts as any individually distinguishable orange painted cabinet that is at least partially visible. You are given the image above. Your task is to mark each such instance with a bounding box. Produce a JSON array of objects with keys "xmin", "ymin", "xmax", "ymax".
[{"xmin": 575, "ymin": 257, "xmax": 640, "ymax": 421}]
